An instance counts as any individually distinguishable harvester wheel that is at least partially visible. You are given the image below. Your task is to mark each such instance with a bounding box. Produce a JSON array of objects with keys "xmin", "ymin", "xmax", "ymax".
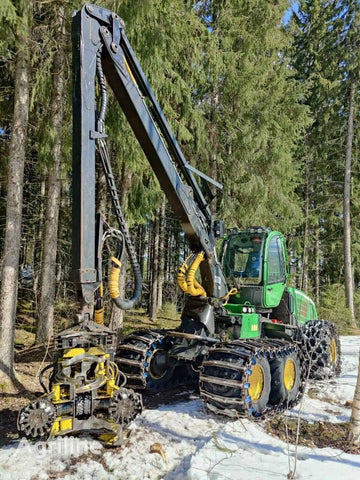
[
  {"xmin": 116, "ymin": 331, "xmax": 176, "ymax": 391},
  {"xmin": 269, "ymin": 352, "xmax": 301, "ymax": 406},
  {"xmin": 301, "ymin": 319, "xmax": 341, "ymax": 379},
  {"xmin": 246, "ymin": 356, "xmax": 271, "ymax": 415},
  {"xmin": 146, "ymin": 344, "xmax": 175, "ymax": 389}
]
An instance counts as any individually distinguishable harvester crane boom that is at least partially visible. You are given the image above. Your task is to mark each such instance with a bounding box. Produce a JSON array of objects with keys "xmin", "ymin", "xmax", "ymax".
[{"xmin": 71, "ymin": 4, "xmax": 227, "ymax": 316}]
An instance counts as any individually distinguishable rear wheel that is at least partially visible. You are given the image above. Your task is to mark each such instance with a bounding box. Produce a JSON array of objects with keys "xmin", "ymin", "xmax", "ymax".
[
  {"xmin": 247, "ymin": 357, "xmax": 271, "ymax": 415},
  {"xmin": 301, "ymin": 320, "xmax": 341, "ymax": 379},
  {"xmin": 200, "ymin": 346, "xmax": 271, "ymax": 416},
  {"xmin": 269, "ymin": 353, "xmax": 301, "ymax": 406}
]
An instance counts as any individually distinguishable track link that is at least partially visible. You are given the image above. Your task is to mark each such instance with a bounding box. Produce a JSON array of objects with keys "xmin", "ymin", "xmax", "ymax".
[
  {"xmin": 199, "ymin": 338, "xmax": 306, "ymax": 418},
  {"xmin": 116, "ymin": 330, "xmax": 169, "ymax": 390},
  {"xmin": 116, "ymin": 329, "xmax": 197, "ymax": 392}
]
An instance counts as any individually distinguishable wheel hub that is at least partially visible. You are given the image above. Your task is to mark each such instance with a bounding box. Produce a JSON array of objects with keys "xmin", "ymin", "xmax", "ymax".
[
  {"xmin": 284, "ymin": 358, "xmax": 296, "ymax": 391},
  {"xmin": 108, "ymin": 388, "xmax": 142, "ymax": 424},
  {"xmin": 248, "ymin": 365, "xmax": 264, "ymax": 400},
  {"xmin": 17, "ymin": 400, "xmax": 56, "ymax": 439},
  {"xmin": 149, "ymin": 349, "xmax": 169, "ymax": 379}
]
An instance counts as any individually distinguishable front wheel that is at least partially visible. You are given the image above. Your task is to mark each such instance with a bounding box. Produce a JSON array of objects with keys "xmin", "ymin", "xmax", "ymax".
[{"xmin": 116, "ymin": 330, "xmax": 176, "ymax": 392}]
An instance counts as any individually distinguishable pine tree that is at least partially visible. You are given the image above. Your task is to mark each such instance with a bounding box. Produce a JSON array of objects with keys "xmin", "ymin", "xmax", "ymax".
[
  {"xmin": 0, "ymin": 0, "xmax": 31, "ymax": 385},
  {"xmin": 36, "ymin": 3, "xmax": 68, "ymax": 344}
]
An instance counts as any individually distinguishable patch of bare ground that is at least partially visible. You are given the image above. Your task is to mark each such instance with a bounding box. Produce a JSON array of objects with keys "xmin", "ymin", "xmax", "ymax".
[
  {"xmin": 0, "ymin": 344, "xmax": 53, "ymax": 447},
  {"xmin": 266, "ymin": 415, "xmax": 360, "ymax": 455}
]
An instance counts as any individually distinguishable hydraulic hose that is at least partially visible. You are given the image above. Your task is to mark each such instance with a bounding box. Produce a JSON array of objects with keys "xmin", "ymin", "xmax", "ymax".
[
  {"xmin": 177, "ymin": 251, "xmax": 207, "ymax": 297},
  {"xmin": 177, "ymin": 253, "xmax": 196, "ymax": 293},
  {"xmin": 186, "ymin": 251, "xmax": 207, "ymax": 297},
  {"xmin": 94, "ymin": 282, "xmax": 105, "ymax": 325},
  {"xmin": 96, "ymin": 47, "xmax": 142, "ymax": 310}
]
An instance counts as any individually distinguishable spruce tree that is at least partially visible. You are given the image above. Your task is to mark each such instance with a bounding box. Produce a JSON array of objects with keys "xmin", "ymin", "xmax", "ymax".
[
  {"xmin": 292, "ymin": 0, "xmax": 360, "ymax": 322},
  {"xmin": 196, "ymin": 0, "xmax": 309, "ymax": 231}
]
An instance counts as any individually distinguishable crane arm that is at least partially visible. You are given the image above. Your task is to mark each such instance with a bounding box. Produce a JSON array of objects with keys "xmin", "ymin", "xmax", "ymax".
[{"xmin": 71, "ymin": 4, "xmax": 228, "ymax": 313}]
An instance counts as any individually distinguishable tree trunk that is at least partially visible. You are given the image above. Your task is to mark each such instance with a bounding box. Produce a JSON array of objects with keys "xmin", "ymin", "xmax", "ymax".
[
  {"xmin": 149, "ymin": 213, "xmax": 160, "ymax": 321},
  {"xmin": 36, "ymin": 8, "xmax": 66, "ymax": 344},
  {"xmin": 108, "ymin": 160, "xmax": 133, "ymax": 334},
  {"xmin": 157, "ymin": 201, "xmax": 165, "ymax": 311},
  {"xmin": 314, "ymin": 227, "xmax": 320, "ymax": 305},
  {"xmin": 33, "ymin": 178, "xmax": 46, "ymax": 296},
  {"xmin": 343, "ymin": 80, "xmax": 356, "ymax": 328},
  {"xmin": 0, "ymin": 3, "xmax": 30, "ymax": 384},
  {"xmin": 348, "ymin": 351, "xmax": 360, "ymax": 445},
  {"xmin": 301, "ymin": 155, "xmax": 310, "ymax": 293}
]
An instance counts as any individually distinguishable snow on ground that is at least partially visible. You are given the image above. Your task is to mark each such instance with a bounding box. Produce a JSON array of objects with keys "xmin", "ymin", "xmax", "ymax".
[{"xmin": 1, "ymin": 336, "xmax": 360, "ymax": 480}]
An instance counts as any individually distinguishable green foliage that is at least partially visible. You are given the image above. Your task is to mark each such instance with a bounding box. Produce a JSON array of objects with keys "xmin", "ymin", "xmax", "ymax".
[
  {"xmin": 100, "ymin": 0, "xmax": 209, "ymax": 224},
  {"xmin": 158, "ymin": 302, "xmax": 179, "ymax": 320},
  {"xmin": 318, "ymin": 283, "xmax": 359, "ymax": 333},
  {"xmin": 0, "ymin": 0, "xmax": 18, "ymax": 55},
  {"xmin": 195, "ymin": 0, "xmax": 309, "ymax": 231},
  {"xmin": 1, "ymin": 0, "xmax": 358, "ymax": 329},
  {"xmin": 290, "ymin": 0, "xmax": 360, "ymax": 311}
]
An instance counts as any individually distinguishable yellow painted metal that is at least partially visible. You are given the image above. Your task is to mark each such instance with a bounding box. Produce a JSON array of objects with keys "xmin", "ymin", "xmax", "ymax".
[
  {"xmin": 96, "ymin": 361, "xmax": 106, "ymax": 377},
  {"xmin": 60, "ymin": 418, "xmax": 72, "ymax": 431},
  {"xmin": 52, "ymin": 384, "xmax": 61, "ymax": 402},
  {"xmin": 124, "ymin": 56, "xmax": 137, "ymax": 86},
  {"xmin": 330, "ymin": 338, "xmax": 337, "ymax": 364},
  {"xmin": 63, "ymin": 347, "xmax": 85, "ymax": 358},
  {"xmin": 50, "ymin": 417, "xmax": 73, "ymax": 436},
  {"xmin": 248, "ymin": 365, "xmax": 264, "ymax": 401},
  {"xmin": 284, "ymin": 358, "xmax": 296, "ymax": 391},
  {"xmin": 87, "ymin": 347, "xmax": 108, "ymax": 356},
  {"xmin": 50, "ymin": 420, "xmax": 60, "ymax": 435}
]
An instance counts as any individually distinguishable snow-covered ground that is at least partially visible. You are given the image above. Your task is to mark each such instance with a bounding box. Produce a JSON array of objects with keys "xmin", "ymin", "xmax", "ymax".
[{"xmin": 1, "ymin": 336, "xmax": 359, "ymax": 480}]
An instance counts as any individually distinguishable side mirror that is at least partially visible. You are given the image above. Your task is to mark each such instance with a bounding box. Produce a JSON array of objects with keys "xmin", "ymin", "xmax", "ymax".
[{"xmin": 213, "ymin": 220, "xmax": 224, "ymax": 238}]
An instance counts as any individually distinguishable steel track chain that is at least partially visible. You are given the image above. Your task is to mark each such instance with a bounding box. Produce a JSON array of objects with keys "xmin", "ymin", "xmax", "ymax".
[
  {"xmin": 116, "ymin": 329, "xmax": 199, "ymax": 392},
  {"xmin": 199, "ymin": 338, "xmax": 307, "ymax": 419},
  {"xmin": 116, "ymin": 330, "xmax": 173, "ymax": 390}
]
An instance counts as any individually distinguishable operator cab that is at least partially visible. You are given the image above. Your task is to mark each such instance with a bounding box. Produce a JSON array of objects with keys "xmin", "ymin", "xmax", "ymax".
[
  {"xmin": 222, "ymin": 229, "xmax": 266, "ymax": 286},
  {"xmin": 221, "ymin": 227, "xmax": 288, "ymax": 309}
]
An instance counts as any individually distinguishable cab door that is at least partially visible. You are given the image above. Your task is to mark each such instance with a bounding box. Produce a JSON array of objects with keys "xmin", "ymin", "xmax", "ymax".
[{"xmin": 263, "ymin": 233, "xmax": 287, "ymax": 308}]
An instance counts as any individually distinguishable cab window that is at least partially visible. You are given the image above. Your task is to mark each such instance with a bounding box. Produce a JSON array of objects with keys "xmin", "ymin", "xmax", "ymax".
[
  {"xmin": 267, "ymin": 236, "xmax": 286, "ymax": 284},
  {"xmin": 222, "ymin": 234, "xmax": 264, "ymax": 285}
]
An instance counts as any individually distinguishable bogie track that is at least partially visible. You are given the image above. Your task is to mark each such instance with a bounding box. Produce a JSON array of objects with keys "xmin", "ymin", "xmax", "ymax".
[
  {"xmin": 199, "ymin": 338, "xmax": 306, "ymax": 418},
  {"xmin": 116, "ymin": 330, "xmax": 194, "ymax": 392}
]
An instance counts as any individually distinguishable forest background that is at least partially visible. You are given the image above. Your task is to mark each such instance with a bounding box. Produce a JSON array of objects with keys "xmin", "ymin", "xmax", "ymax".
[{"xmin": 0, "ymin": 0, "xmax": 359, "ymax": 384}]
